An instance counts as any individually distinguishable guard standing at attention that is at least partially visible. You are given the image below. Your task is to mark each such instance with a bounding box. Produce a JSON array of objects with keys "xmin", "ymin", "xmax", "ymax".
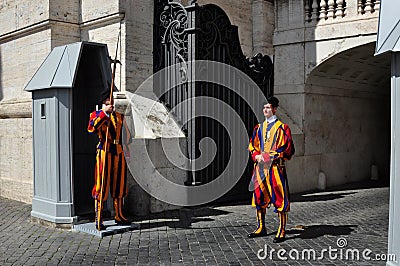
[{"xmin": 248, "ymin": 96, "xmax": 295, "ymax": 243}]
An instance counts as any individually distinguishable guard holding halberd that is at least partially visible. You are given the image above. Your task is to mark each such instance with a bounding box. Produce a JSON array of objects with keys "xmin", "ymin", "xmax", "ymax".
[{"xmin": 87, "ymin": 89, "xmax": 131, "ymax": 231}]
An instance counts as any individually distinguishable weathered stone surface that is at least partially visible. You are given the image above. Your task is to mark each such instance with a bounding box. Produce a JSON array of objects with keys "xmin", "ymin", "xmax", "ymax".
[
  {"xmin": 51, "ymin": 22, "xmax": 80, "ymax": 47},
  {"xmin": 274, "ymin": 92, "xmax": 304, "ymax": 131},
  {"xmin": 125, "ymin": 0, "xmax": 153, "ymax": 92},
  {"xmin": 274, "ymin": 44, "xmax": 305, "ymax": 86},
  {"xmin": 275, "ymin": 0, "xmax": 304, "ymax": 31},
  {"xmin": 303, "ymin": 90, "xmax": 389, "ymax": 187},
  {"xmin": 0, "ymin": 99, "xmax": 31, "ymax": 118},
  {"xmin": 0, "ymin": 1, "xmax": 49, "ymax": 36},
  {"xmin": 0, "ymin": 118, "xmax": 33, "ymax": 203},
  {"xmin": 286, "ymin": 154, "xmax": 321, "ymax": 194},
  {"xmin": 252, "ymin": 0, "xmax": 274, "ymax": 56},
  {"xmin": 1, "ymin": 31, "xmax": 51, "ymax": 102},
  {"xmin": 49, "ymin": 0, "xmax": 80, "ymax": 23},
  {"xmin": 80, "ymin": 0, "xmax": 119, "ymax": 22},
  {"xmin": 126, "ymin": 138, "xmax": 187, "ymax": 215}
]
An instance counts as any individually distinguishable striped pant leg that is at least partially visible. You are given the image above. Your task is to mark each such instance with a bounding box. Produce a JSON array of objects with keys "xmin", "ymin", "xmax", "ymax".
[
  {"xmin": 110, "ymin": 152, "xmax": 128, "ymax": 220},
  {"xmin": 276, "ymin": 211, "xmax": 288, "ymax": 238},
  {"xmin": 93, "ymin": 149, "xmax": 111, "ymax": 201},
  {"xmin": 110, "ymin": 152, "xmax": 127, "ymax": 199}
]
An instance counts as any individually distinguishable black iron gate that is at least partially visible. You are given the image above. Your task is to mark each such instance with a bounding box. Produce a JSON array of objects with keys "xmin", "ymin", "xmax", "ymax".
[{"xmin": 154, "ymin": 0, "xmax": 273, "ymax": 201}]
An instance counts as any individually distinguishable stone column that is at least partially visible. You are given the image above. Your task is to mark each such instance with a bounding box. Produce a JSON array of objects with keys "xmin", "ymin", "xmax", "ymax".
[
  {"xmin": 388, "ymin": 53, "xmax": 400, "ymax": 266},
  {"xmin": 125, "ymin": 0, "xmax": 154, "ymax": 92},
  {"xmin": 252, "ymin": 0, "xmax": 274, "ymax": 56}
]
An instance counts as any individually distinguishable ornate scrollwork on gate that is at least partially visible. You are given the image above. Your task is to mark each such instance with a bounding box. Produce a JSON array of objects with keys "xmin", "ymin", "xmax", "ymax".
[
  {"xmin": 160, "ymin": 1, "xmax": 188, "ymax": 61},
  {"xmin": 160, "ymin": 1, "xmax": 189, "ymax": 81}
]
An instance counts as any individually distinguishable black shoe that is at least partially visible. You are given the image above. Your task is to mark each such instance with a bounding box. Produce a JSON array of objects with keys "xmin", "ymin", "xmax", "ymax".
[
  {"xmin": 247, "ymin": 229, "xmax": 267, "ymax": 238},
  {"xmin": 96, "ymin": 223, "xmax": 106, "ymax": 231},
  {"xmin": 115, "ymin": 219, "xmax": 132, "ymax": 226},
  {"xmin": 273, "ymin": 236, "xmax": 286, "ymax": 243}
]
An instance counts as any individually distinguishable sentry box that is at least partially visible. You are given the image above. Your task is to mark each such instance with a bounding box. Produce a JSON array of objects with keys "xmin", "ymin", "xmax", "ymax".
[{"xmin": 25, "ymin": 42, "xmax": 113, "ymax": 225}]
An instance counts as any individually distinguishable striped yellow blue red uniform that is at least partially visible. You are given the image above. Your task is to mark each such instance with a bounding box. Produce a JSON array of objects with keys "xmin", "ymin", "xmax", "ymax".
[
  {"xmin": 87, "ymin": 110, "xmax": 129, "ymax": 201},
  {"xmin": 248, "ymin": 119, "xmax": 295, "ymax": 213}
]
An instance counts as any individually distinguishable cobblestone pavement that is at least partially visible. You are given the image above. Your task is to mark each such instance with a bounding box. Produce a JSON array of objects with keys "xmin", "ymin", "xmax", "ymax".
[{"xmin": 0, "ymin": 181, "xmax": 391, "ymax": 265}]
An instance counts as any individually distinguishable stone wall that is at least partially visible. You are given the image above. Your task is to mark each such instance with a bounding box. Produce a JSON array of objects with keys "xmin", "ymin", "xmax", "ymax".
[
  {"xmin": 0, "ymin": 1, "xmax": 49, "ymax": 36},
  {"xmin": 80, "ymin": 0, "xmax": 119, "ymax": 22},
  {"xmin": 304, "ymin": 87, "xmax": 390, "ymax": 187},
  {"xmin": 0, "ymin": 28, "xmax": 52, "ymax": 202},
  {"xmin": 0, "ymin": 118, "xmax": 33, "ymax": 202}
]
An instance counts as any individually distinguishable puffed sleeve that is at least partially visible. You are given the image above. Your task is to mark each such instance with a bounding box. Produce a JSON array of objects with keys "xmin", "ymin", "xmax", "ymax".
[
  {"xmin": 87, "ymin": 110, "xmax": 110, "ymax": 134},
  {"xmin": 270, "ymin": 124, "xmax": 295, "ymax": 160}
]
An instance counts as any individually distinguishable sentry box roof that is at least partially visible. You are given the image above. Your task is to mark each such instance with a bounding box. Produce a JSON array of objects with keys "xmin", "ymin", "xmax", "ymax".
[{"xmin": 25, "ymin": 41, "xmax": 112, "ymax": 92}]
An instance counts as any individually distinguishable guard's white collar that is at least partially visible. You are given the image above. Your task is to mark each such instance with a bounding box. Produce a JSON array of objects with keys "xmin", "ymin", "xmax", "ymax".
[{"xmin": 265, "ymin": 115, "xmax": 277, "ymax": 123}]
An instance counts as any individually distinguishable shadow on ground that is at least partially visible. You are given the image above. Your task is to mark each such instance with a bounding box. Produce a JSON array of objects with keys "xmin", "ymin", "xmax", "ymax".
[
  {"xmin": 137, "ymin": 207, "xmax": 232, "ymax": 230},
  {"xmin": 290, "ymin": 179, "xmax": 389, "ymax": 203},
  {"xmin": 285, "ymin": 224, "xmax": 357, "ymax": 240},
  {"xmin": 78, "ymin": 207, "xmax": 232, "ymax": 230}
]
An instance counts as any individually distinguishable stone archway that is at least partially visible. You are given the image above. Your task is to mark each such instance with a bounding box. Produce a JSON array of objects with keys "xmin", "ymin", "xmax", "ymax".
[{"xmin": 304, "ymin": 41, "xmax": 391, "ymax": 187}]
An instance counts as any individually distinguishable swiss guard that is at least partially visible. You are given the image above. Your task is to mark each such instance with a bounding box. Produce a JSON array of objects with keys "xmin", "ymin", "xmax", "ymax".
[
  {"xmin": 87, "ymin": 88, "xmax": 131, "ymax": 231},
  {"xmin": 248, "ymin": 96, "xmax": 295, "ymax": 243}
]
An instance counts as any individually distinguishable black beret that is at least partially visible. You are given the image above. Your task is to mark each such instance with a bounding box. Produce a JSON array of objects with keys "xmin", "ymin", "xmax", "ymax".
[{"xmin": 266, "ymin": 96, "xmax": 279, "ymax": 108}]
